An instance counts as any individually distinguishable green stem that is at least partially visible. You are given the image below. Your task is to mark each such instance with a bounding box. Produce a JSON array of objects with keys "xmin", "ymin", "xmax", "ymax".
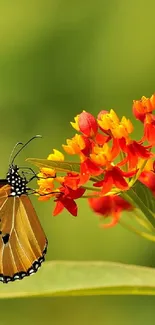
[
  {"xmin": 81, "ymin": 186, "xmax": 101, "ymax": 192},
  {"xmin": 121, "ymin": 191, "xmax": 155, "ymax": 229},
  {"xmin": 129, "ymin": 159, "xmax": 148, "ymax": 187},
  {"xmin": 119, "ymin": 151, "xmax": 128, "ymax": 172},
  {"xmin": 132, "ymin": 211, "xmax": 155, "ymax": 232},
  {"xmin": 81, "ymin": 195, "xmax": 100, "ymax": 199},
  {"xmin": 119, "ymin": 219, "xmax": 155, "ymax": 242}
]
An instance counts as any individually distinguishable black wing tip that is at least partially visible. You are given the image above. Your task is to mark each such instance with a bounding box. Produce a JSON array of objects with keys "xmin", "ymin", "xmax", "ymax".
[{"xmin": 0, "ymin": 240, "xmax": 48, "ymax": 284}]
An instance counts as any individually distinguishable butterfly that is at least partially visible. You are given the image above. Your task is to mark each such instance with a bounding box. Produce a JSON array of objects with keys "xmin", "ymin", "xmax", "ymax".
[{"xmin": 0, "ymin": 136, "xmax": 47, "ymax": 283}]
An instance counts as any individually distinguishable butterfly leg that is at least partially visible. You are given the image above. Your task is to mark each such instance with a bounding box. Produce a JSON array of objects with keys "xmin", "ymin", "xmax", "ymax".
[
  {"xmin": 19, "ymin": 167, "xmax": 56, "ymax": 183},
  {"xmin": 26, "ymin": 187, "xmax": 62, "ymax": 197}
]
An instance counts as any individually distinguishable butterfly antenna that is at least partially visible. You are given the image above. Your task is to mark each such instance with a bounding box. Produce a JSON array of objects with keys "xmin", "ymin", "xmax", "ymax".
[
  {"xmin": 9, "ymin": 142, "xmax": 23, "ymax": 166},
  {"xmin": 11, "ymin": 135, "xmax": 42, "ymax": 165}
]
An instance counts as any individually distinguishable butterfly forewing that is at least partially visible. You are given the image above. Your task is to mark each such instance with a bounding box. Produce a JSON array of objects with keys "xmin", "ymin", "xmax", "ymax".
[{"xmin": 0, "ymin": 186, "xmax": 47, "ymax": 283}]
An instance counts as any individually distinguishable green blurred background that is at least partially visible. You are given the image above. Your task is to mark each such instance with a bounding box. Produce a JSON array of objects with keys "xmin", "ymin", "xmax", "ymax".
[{"xmin": 1, "ymin": 0, "xmax": 155, "ymax": 324}]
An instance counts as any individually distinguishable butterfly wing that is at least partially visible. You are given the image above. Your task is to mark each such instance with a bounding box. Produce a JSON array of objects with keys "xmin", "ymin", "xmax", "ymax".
[{"xmin": 0, "ymin": 187, "xmax": 47, "ymax": 283}]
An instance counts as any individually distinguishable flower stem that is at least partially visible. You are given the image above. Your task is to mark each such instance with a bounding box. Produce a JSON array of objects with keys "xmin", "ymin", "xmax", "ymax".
[
  {"xmin": 81, "ymin": 186, "xmax": 101, "ymax": 192},
  {"xmin": 130, "ymin": 210, "xmax": 155, "ymax": 232},
  {"xmin": 119, "ymin": 219, "xmax": 155, "ymax": 242}
]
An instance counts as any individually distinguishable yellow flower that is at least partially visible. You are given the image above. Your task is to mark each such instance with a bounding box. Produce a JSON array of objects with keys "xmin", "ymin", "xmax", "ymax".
[
  {"xmin": 70, "ymin": 115, "xmax": 80, "ymax": 131},
  {"xmin": 62, "ymin": 134, "xmax": 85, "ymax": 155},
  {"xmin": 90, "ymin": 143, "xmax": 111, "ymax": 166},
  {"xmin": 48, "ymin": 149, "xmax": 64, "ymax": 161},
  {"xmin": 98, "ymin": 110, "xmax": 133, "ymax": 140}
]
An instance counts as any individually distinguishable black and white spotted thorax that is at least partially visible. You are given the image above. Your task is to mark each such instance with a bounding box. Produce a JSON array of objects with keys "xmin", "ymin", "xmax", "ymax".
[{"xmin": 7, "ymin": 165, "xmax": 28, "ymax": 197}]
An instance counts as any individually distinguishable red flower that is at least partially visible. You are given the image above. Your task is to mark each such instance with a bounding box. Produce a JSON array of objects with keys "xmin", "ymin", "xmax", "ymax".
[
  {"xmin": 89, "ymin": 195, "xmax": 133, "ymax": 227},
  {"xmin": 80, "ymin": 158, "xmax": 103, "ymax": 184},
  {"xmin": 118, "ymin": 138, "xmax": 152, "ymax": 169},
  {"xmin": 80, "ymin": 136, "xmax": 94, "ymax": 156},
  {"xmin": 139, "ymin": 170, "xmax": 155, "ymax": 195},
  {"xmin": 94, "ymin": 166, "xmax": 130, "ymax": 194},
  {"xmin": 95, "ymin": 132, "xmax": 111, "ymax": 145},
  {"xmin": 53, "ymin": 186, "xmax": 85, "ymax": 216},
  {"xmin": 143, "ymin": 114, "xmax": 155, "ymax": 145}
]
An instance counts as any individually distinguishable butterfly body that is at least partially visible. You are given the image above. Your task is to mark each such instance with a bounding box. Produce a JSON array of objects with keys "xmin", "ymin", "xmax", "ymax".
[
  {"xmin": 6, "ymin": 165, "xmax": 27, "ymax": 197},
  {"xmin": 0, "ymin": 143, "xmax": 47, "ymax": 284}
]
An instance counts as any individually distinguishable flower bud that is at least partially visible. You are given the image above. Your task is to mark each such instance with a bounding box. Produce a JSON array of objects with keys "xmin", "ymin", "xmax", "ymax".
[{"xmin": 78, "ymin": 111, "xmax": 98, "ymax": 137}]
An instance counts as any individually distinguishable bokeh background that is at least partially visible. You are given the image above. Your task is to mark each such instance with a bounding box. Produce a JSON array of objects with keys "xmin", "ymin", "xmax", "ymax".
[{"xmin": 1, "ymin": 0, "xmax": 155, "ymax": 324}]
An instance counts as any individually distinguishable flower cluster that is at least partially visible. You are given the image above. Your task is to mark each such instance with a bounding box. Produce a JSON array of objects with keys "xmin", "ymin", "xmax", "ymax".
[{"xmin": 37, "ymin": 94, "xmax": 155, "ymax": 228}]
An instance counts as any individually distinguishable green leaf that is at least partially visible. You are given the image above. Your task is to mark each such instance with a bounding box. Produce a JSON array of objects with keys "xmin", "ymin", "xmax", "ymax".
[
  {"xmin": 130, "ymin": 181, "xmax": 155, "ymax": 214},
  {"xmin": 26, "ymin": 158, "xmax": 81, "ymax": 173},
  {"xmin": 122, "ymin": 181, "xmax": 155, "ymax": 229},
  {"xmin": 1, "ymin": 261, "xmax": 155, "ymax": 298},
  {"xmin": 26, "ymin": 158, "xmax": 102, "ymax": 182}
]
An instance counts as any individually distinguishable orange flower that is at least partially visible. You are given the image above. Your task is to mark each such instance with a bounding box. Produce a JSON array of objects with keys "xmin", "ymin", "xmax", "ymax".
[
  {"xmin": 90, "ymin": 140, "xmax": 120, "ymax": 167},
  {"xmin": 63, "ymin": 134, "xmax": 86, "ymax": 156},
  {"xmin": 133, "ymin": 94, "xmax": 155, "ymax": 122}
]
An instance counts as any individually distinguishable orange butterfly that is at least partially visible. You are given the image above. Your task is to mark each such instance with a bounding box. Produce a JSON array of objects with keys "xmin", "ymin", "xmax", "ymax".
[{"xmin": 0, "ymin": 136, "xmax": 47, "ymax": 283}]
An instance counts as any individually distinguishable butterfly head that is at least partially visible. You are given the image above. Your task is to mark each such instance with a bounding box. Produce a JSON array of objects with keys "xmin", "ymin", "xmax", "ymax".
[{"xmin": 6, "ymin": 136, "xmax": 41, "ymax": 197}]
